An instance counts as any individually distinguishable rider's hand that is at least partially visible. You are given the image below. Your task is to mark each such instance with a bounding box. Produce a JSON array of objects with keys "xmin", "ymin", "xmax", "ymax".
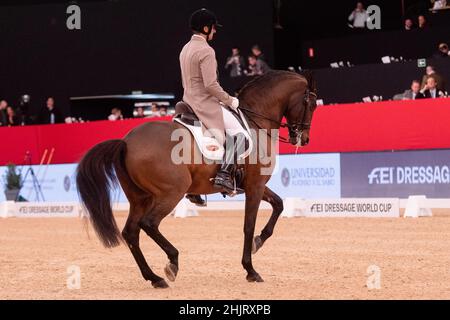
[{"xmin": 230, "ymin": 97, "xmax": 239, "ymax": 111}]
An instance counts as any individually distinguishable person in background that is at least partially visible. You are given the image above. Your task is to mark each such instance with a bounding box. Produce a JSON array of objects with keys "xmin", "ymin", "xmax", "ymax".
[
  {"xmin": 245, "ymin": 55, "xmax": 271, "ymax": 76},
  {"xmin": 150, "ymin": 103, "xmax": 160, "ymax": 117},
  {"xmin": 159, "ymin": 106, "xmax": 168, "ymax": 117},
  {"xmin": 404, "ymin": 18, "xmax": 414, "ymax": 31},
  {"xmin": 393, "ymin": 80, "xmax": 425, "ymax": 100},
  {"xmin": 135, "ymin": 107, "xmax": 146, "ymax": 118},
  {"xmin": 419, "ymin": 77, "xmax": 447, "ymax": 99},
  {"xmin": 39, "ymin": 97, "xmax": 64, "ymax": 124},
  {"xmin": 5, "ymin": 106, "xmax": 20, "ymax": 127},
  {"xmin": 421, "ymin": 65, "xmax": 446, "ymax": 92},
  {"xmin": 108, "ymin": 107, "xmax": 123, "ymax": 121},
  {"xmin": 0, "ymin": 100, "xmax": 8, "ymax": 126},
  {"xmin": 251, "ymin": 45, "xmax": 266, "ymax": 62},
  {"xmin": 418, "ymin": 15, "xmax": 428, "ymax": 29},
  {"xmin": 348, "ymin": 2, "xmax": 368, "ymax": 29},
  {"xmin": 433, "ymin": 43, "xmax": 449, "ymax": 59},
  {"xmin": 225, "ymin": 47, "xmax": 245, "ymax": 77},
  {"xmin": 432, "ymin": 0, "xmax": 447, "ymax": 10}
]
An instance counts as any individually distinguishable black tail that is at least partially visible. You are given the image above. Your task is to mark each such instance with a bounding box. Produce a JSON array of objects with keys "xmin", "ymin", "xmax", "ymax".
[{"xmin": 76, "ymin": 139, "xmax": 128, "ymax": 248}]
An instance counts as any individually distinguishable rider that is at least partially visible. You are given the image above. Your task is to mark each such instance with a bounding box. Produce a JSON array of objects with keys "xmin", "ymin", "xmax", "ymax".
[{"xmin": 180, "ymin": 8, "xmax": 242, "ymax": 194}]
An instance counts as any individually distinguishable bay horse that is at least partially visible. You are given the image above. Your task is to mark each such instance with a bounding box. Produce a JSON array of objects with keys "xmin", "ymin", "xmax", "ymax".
[{"xmin": 76, "ymin": 70, "xmax": 318, "ymax": 288}]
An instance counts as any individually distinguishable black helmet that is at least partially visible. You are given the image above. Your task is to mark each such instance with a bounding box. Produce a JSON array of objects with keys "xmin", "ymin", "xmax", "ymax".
[{"xmin": 189, "ymin": 8, "xmax": 222, "ymax": 35}]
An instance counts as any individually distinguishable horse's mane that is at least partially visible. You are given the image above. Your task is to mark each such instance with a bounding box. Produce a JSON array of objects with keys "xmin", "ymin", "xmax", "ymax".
[{"xmin": 237, "ymin": 70, "xmax": 316, "ymax": 99}]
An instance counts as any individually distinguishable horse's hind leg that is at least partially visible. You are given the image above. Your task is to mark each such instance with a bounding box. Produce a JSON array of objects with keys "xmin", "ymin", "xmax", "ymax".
[
  {"xmin": 252, "ymin": 186, "xmax": 284, "ymax": 254},
  {"xmin": 139, "ymin": 195, "xmax": 184, "ymax": 282},
  {"xmin": 122, "ymin": 200, "xmax": 169, "ymax": 288}
]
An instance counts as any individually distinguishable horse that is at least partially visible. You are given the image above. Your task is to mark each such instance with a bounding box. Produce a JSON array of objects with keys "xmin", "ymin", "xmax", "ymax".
[{"xmin": 76, "ymin": 70, "xmax": 318, "ymax": 288}]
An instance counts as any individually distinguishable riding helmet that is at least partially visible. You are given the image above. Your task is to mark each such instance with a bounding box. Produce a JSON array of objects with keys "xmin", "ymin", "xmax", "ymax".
[{"xmin": 189, "ymin": 8, "xmax": 222, "ymax": 35}]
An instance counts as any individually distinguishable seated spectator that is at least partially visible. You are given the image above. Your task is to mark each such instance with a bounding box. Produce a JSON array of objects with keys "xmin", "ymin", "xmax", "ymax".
[
  {"xmin": 421, "ymin": 65, "xmax": 446, "ymax": 92},
  {"xmin": 251, "ymin": 45, "xmax": 266, "ymax": 62},
  {"xmin": 418, "ymin": 77, "xmax": 447, "ymax": 99},
  {"xmin": 108, "ymin": 107, "xmax": 123, "ymax": 121},
  {"xmin": 5, "ymin": 106, "xmax": 20, "ymax": 127},
  {"xmin": 135, "ymin": 107, "xmax": 146, "ymax": 118},
  {"xmin": 418, "ymin": 15, "xmax": 428, "ymax": 29},
  {"xmin": 404, "ymin": 18, "xmax": 414, "ymax": 31},
  {"xmin": 225, "ymin": 47, "xmax": 245, "ymax": 77},
  {"xmin": 245, "ymin": 55, "xmax": 271, "ymax": 76},
  {"xmin": 393, "ymin": 80, "xmax": 425, "ymax": 100},
  {"xmin": 433, "ymin": 43, "xmax": 449, "ymax": 59},
  {"xmin": 150, "ymin": 103, "xmax": 160, "ymax": 117},
  {"xmin": 348, "ymin": 2, "xmax": 368, "ymax": 29},
  {"xmin": 38, "ymin": 97, "xmax": 64, "ymax": 124},
  {"xmin": 159, "ymin": 106, "xmax": 168, "ymax": 117},
  {"xmin": 0, "ymin": 100, "xmax": 8, "ymax": 126}
]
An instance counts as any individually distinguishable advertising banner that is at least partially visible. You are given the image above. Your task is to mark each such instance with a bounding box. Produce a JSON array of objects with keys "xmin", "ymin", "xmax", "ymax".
[{"xmin": 341, "ymin": 150, "xmax": 450, "ymax": 198}]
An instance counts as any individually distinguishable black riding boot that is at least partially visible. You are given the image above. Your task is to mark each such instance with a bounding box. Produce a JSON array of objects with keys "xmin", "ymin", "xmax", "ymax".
[{"xmin": 212, "ymin": 133, "xmax": 246, "ymax": 194}]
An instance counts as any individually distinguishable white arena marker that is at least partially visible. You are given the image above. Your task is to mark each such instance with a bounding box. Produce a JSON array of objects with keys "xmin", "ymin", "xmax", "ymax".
[
  {"xmin": 173, "ymin": 198, "xmax": 199, "ymax": 218},
  {"xmin": 404, "ymin": 195, "xmax": 432, "ymax": 218},
  {"xmin": 0, "ymin": 201, "xmax": 16, "ymax": 218},
  {"xmin": 282, "ymin": 198, "xmax": 307, "ymax": 218}
]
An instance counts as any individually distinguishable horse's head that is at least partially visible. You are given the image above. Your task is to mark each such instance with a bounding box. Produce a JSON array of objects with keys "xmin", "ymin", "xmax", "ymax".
[{"xmin": 285, "ymin": 71, "xmax": 318, "ymax": 146}]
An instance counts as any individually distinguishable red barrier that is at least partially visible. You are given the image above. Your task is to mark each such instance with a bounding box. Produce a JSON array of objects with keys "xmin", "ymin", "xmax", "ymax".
[{"xmin": 1, "ymin": 99, "xmax": 450, "ymax": 165}]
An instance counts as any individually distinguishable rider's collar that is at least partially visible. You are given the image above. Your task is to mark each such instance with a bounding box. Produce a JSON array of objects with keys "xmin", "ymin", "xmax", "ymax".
[{"xmin": 192, "ymin": 34, "xmax": 207, "ymax": 42}]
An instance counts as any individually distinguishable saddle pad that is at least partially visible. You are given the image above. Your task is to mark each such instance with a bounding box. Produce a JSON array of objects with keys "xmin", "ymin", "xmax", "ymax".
[{"xmin": 173, "ymin": 107, "xmax": 253, "ymax": 161}]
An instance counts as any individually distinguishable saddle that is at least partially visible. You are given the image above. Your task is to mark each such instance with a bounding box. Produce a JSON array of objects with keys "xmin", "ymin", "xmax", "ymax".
[
  {"xmin": 173, "ymin": 101, "xmax": 252, "ymax": 198},
  {"xmin": 173, "ymin": 101, "xmax": 253, "ymax": 161}
]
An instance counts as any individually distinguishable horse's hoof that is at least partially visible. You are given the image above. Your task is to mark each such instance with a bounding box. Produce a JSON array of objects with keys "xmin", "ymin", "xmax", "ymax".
[
  {"xmin": 246, "ymin": 273, "xmax": 264, "ymax": 283},
  {"xmin": 164, "ymin": 263, "xmax": 178, "ymax": 282},
  {"xmin": 252, "ymin": 236, "xmax": 263, "ymax": 254},
  {"xmin": 152, "ymin": 279, "xmax": 169, "ymax": 289}
]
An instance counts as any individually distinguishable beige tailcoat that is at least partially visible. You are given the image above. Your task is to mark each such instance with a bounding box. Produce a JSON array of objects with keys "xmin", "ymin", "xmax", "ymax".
[{"xmin": 180, "ymin": 35, "xmax": 234, "ymax": 144}]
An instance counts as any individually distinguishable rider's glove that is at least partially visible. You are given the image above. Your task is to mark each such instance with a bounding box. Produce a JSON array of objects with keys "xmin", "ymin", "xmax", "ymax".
[{"xmin": 230, "ymin": 97, "xmax": 239, "ymax": 111}]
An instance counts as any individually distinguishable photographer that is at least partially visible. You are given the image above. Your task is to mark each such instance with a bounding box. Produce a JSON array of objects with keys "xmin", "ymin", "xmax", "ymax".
[{"xmin": 225, "ymin": 47, "xmax": 245, "ymax": 77}]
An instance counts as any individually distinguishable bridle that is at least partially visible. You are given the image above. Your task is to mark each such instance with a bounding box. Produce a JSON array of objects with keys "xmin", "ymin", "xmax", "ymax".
[{"xmin": 239, "ymin": 90, "xmax": 317, "ymax": 144}]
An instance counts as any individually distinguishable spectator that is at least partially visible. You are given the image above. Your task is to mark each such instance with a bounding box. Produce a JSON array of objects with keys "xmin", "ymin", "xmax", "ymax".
[
  {"xmin": 150, "ymin": 103, "xmax": 160, "ymax": 117},
  {"xmin": 251, "ymin": 45, "xmax": 266, "ymax": 62},
  {"xmin": 38, "ymin": 97, "xmax": 64, "ymax": 124},
  {"xmin": 245, "ymin": 55, "xmax": 271, "ymax": 76},
  {"xmin": 225, "ymin": 47, "xmax": 245, "ymax": 77},
  {"xmin": 393, "ymin": 80, "xmax": 425, "ymax": 100},
  {"xmin": 421, "ymin": 65, "xmax": 446, "ymax": 92},
  {"xmin": 432, "ymin": 0, "xmax": 447, "ymax": 10},
  {"xmin": 419, "ymin": 77, "xmax": 447, "ymax": 98},
  {"xmin": 5, "ymin": 106, "xmax": 20, "ymax": 127},
  {"xmin": 159, "ymin": 106, "xmax": 168, "ymax": 117},
  {"xmin": 108, "ymin": 107, "xmax": 123, "ymax": 121},
  {"xmin": 0, "ymin": 100, "xmax": 8, "ymax": 126},
  {"xmin": 433, "ymin": 43, "xmax": 449, "ymax": 59},
  {"xmin": 418, "ymin": 15, "xmax": 428, "ymax": 29},
  {"xmin": 135, "ymin": 107, "xmax": 146, "ymax": 118},
  {"xmin": 404, "ymin": 18, "xmax": 414, "ymax": 31},
  {"xmin": 348, "ymin": 2, "xmax": 368, "ymax": 29}
]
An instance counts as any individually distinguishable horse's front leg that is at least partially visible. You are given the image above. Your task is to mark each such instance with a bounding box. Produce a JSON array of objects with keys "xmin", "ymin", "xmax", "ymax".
[
  {"xmin": 242, "ymin": 184, "xmax": 265, "ymax": 282},
  {"xmin": 252, "ymin": 186, "xmax": 284, "ymax": 254}
]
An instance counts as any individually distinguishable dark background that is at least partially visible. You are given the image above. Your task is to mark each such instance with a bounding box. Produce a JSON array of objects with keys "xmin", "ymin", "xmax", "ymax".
[
  {"xmin": 0, "ymin": 0, "xmax": 447, "ymax": 118},
  {"xmin": 0, "ymin": 0, "xmax": 274, "ymax": 118}
]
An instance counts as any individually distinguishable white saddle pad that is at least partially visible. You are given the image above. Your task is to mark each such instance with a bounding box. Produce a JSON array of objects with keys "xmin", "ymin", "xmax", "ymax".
[{"xmin": 173, "ymin": 107, "xmax": 253, "ymax": 161}]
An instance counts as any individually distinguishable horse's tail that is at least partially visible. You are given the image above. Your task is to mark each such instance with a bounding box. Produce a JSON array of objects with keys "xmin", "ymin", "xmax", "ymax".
[{"xmin": 76, "ymin": 139, "xmax": 127, "ymax": 248}]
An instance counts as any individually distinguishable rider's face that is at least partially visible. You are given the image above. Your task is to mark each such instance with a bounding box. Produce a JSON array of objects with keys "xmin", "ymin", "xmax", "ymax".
[{"xmin": 205, "ymin": 25, "xmax": 216, "ymax": 41}]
